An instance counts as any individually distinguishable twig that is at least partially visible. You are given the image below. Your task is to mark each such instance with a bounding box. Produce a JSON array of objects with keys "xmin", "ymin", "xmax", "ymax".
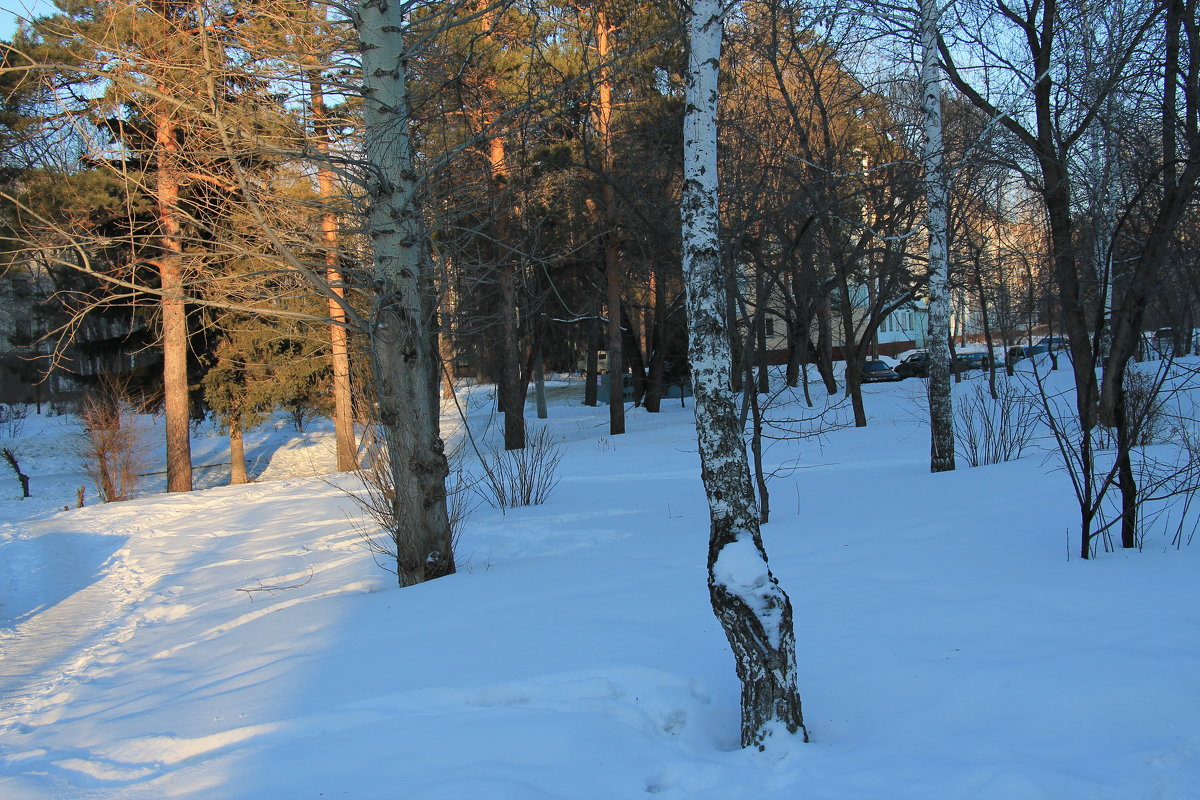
[{"xmin": 236, "ymin": 567, "xmax": 313, "ymax": 600}]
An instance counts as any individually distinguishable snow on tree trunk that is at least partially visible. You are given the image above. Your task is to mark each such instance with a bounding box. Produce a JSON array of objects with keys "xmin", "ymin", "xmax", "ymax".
[
  {"xmin": 681, "ymin": 0, "xmax": 807, "ymax": 749},
  {"xmin": 358, "ymin": 0, "xmax": 455, "ymax": 586},
  {"xmin": 921, "ymin": 0, "xmax": 955, "ymax": 473}
]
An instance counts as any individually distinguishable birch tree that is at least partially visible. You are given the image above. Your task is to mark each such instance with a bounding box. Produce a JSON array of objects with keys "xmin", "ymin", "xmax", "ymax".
[
  {"xmin": 681, "ymin": 0, "xmax": 808, "ymax": 748},
  {"xmin": 920, "ymin": 0, "xmax": 954, "ymax": 472}
]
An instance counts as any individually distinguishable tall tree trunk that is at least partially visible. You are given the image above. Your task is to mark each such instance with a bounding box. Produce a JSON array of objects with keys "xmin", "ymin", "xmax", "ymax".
[
  {"xmin": 584, "ymin": 299, "xmax": 600, "ymax": 406},
  {"xmin": 154, "ymin": 109, "xmax": 193, "ymax": 493},
  {"xmin": 921, "ymin": 0, "xmax": 955, "ymax": 472},
  {"xmin": 485, "ymin": 134, "xmax": 528, "ymax": 451},
  {"xmin": 682, "ymin": 0, "xmax": 807, "ymax": 749},
  {"xmin": 1114, "ymin": 381, "xmax": 1138, "ymax": 549},
  {"xmin": 644, "ymin": 267, "xmax": 667, "ymax": 412},
  {"xmin": 597, "ymin": 8, "xmax": 625, "ymax": 436},
  {"xmin": 440, "ymin": 316, "xmax": 457, "ymax": 399},
  {"xmin": 785, "ymin": 318, "xmax": 801, "ymax": 388},
  {"xmin": 533, "ymin": 347, "xmax": 548, "ymax": 419},
  {"xmin": 310, "ymin": 72, "xmax": 358, "ymax": 471},
  {"xmin": 835, "ymin": 273, "xmax": 868, "ymax": 427},
  {"xmin": 358, "ymin": 0, "xmax": 454, "ymax": 586},
  {"xmin": 620, "ymin": 300, "xmax": 648, "ymax": 405},
  {"xmin": 754, "ymin": 267, "xmax": 770, "ymax": 394},
  {"xmin": 815, "ymin": 293, "xmax": 837, "ymax": 394},
  {"xmin": 499, "ymin": 255, "xmax": 526, "ymax": 449}
]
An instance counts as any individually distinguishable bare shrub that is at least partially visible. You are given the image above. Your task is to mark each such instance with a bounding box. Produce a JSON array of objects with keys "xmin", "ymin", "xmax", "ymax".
[
  {"xmin": 0, "ymin": 403, "xmax": 29, "ymax": 438},
  {"xmin": 1093, "ymin": 367, "xmax": 1169, "ymax": 450},
  {"xmin": 953, "ymin": 378, "xmax": 1040, "ymax": 467},
  {"xmin": 1, "ymin": 404, "xmax": 32, "ymax": 497},
  {"xmin": 78, "ymin": 380, "xmax": 149, "ymax": 502},
  {"xmin": 480, "ymin": 426, "xmax": 563, "ymax": 510},
  {"xmin": 1107, "ymin": 378, "xmax": 1200, "ymax": 551},
  {"xmin": 349, "ymin": 426, "xmax": 475, "ymax": 575},
  {"xmin": 1123, "ymin": 368, "xmax": 1168, "ymax": 446}
]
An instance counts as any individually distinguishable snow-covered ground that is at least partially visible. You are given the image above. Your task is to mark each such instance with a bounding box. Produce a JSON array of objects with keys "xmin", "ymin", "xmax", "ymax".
[{"xmin": 1, "ymin": 364, "xmax": 1197, "ymax": 799}]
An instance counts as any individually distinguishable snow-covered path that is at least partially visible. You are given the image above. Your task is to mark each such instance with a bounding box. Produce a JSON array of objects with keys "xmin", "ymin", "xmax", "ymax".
[
  {"xmin": 0, "ymin": 476, "xmax": 382, "ymax": 795},
  {"xmin": 0, "ymin": 523, "xmax": 132, "ymax": 687}
]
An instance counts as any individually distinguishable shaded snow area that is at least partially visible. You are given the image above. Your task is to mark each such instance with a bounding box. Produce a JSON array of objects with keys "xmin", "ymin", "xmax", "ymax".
[{"xmin": 1, "ymin": 368, "xmax": 1198, "ymax": 799}]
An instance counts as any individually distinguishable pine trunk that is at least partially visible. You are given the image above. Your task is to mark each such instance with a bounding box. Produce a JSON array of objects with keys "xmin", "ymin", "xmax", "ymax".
[
  {"xmin": 229, "ymin": 423, "xmax": 248, "ymax": 485},
  {"xmin": 597, "ymin": 10, "xmax": 625, "ymax": 436},
  {"xmin": 311, "ymin": 79, "xmax": 358, "ymax": 472},
  {"xmin": 682, "ymin": 0, "xmax": 807, "ymax": 749},
  {"xmin": 154, "ymin": 109, "xmax": 193, "ymax": 493}
]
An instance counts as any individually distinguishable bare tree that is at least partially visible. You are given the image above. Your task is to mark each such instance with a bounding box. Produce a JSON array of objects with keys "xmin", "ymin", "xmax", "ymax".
[{"xmin": 940, "ymin": 0, "xmax": 1200, "ymax": 556}]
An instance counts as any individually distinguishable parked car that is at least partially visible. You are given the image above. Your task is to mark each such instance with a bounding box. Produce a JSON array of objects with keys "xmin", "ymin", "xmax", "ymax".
[
  {"xmin": 895, "ymin": 351, "xmax": 929, "ymax": 379},
  {"xmin": 1029, "ymin": 336, "xmax": 1069, "ymax": 357},
  {"xmin": 576, "ymin": 350, "xmax": 611, "ymax": 374},
  {"xmin": 951, "ymin": 352, "xmax": 990, "ymax": 373},
  {"xmin": 1151, "ymin": 327, "xmax": 1187, "ymax": 356},
  {"xmin": 861, "ymin": 358, "xmax": 902, "ymax": 383},
  {"xmin": 895, "ymin": 350, "xmax": 991, "ymax": 377}
]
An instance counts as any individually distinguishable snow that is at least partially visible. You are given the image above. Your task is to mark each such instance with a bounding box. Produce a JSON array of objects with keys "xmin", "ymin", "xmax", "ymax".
[
  {"xmin": 1, "ymin": 364, "xmax": 1198, "ymax": 799},
  {"xmin": 710, "ymin": 538, "xmax": 785, "ymax": 648}
]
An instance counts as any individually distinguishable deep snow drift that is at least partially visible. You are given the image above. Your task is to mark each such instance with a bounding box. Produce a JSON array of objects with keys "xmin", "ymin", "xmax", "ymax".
[{"xmin": 1, "ymin": 363, "xmax": 1197, "ymax": 799}]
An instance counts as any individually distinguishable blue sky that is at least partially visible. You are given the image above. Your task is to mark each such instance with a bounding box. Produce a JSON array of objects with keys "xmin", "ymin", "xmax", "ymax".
[{"xmin": 1, "ymin": 0, "xmax": 53, "ymax": 40}]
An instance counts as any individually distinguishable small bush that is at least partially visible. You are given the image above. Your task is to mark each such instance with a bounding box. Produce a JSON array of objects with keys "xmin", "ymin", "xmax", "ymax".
[
  {"xmin": 350, "ymin": 427, "xmax": 475, "ymax": 574},
  {"xmin": 953, "ymin": 378, "xmax": 1040, "ymax": 467},
  {"xmin": 0, "ymin": 403, "xmax": 29, "ymax": 438},
  {"xmin": 1122, "ymin": 368, "xmax": 1168, "ymax": 446},
  {"xmin": 481, "ymin": 426, "xmax": 564, "ymax": 510},
  {"xmin": 1093, "ymin": 368, "xmax": 1169, "ymax": 450},
  {"xmin": 78, "ymin": 380, "xmax": 148, "ymax": 502}
]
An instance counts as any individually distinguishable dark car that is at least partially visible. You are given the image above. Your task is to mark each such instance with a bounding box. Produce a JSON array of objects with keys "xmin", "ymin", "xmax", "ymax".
[
  {"xmin": 895, "ymin": 351, "xmax": 929, "ymax": 379},
  {"xmin": 1152, "ymin": 328, "xmax": 1181, "ymax": 356},
  {"xmin": 951, "ymin": 352, "xmax": 990, "ymax": 373},
  {"xmin": 1029, "ymin": 336, "xmax": 1069, "ymax": 357},
  {"xmin": 861, "ymin": 358, "xmax": 902, "ymax": 383}
]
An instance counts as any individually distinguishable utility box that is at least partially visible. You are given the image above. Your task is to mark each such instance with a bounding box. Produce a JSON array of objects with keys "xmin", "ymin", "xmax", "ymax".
[
  {"xmin": 597, "ymin": 373, "xmax": 633, "ymax": 404},
  {"xmin": 596, "ymin": 374, "xmax": 691, "ymax": 404}
]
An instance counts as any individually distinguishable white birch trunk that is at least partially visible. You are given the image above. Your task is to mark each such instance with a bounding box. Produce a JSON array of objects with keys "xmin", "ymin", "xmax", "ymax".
[
  {"xmin": 921, "ymin": 0, "xmax": 955, "ymax": 473},
  {"xmin": 681, "ymin": 0, "xmax": 807, "ymax": 749},
  {"xmin": 358, "ymin": 0, "xmax": 455, "ymax": 586}
]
